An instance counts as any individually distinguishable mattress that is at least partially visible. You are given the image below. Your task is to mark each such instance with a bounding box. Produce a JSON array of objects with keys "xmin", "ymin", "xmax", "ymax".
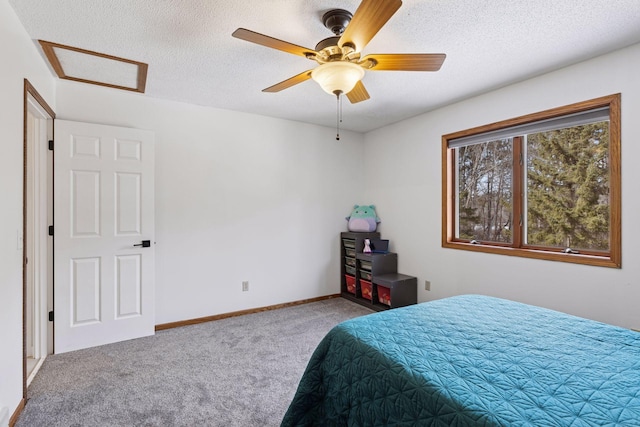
[{"xmin": 281, "ymin": 295, "xmax": 640, "ymax": 426}]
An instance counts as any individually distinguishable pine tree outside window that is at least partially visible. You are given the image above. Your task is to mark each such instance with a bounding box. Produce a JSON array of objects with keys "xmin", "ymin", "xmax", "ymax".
[{"xmin": 442, "ymin": 94, "xmax": 621, "ymax": 268}]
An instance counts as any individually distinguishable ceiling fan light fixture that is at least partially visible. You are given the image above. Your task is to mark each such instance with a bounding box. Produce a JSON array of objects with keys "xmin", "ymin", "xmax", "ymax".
[{"xmin": 311, "ymin": 62, "xmax": 364, "ymax": 96}]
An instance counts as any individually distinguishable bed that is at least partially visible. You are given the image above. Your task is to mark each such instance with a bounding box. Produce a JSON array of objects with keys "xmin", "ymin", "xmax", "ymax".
[{"xmin": 281, "ymin": 295, "xmax": 640, "ymax": 426}]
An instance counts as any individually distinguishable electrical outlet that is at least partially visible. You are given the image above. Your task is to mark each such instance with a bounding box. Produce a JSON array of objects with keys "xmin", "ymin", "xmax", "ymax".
[
  {"xmin": 242, "ymin": 281, "xmax": 249, "ymax": 292},
  {"xmin": 425, "ymin": 280, "xmax": 431, "ymax": 291}
]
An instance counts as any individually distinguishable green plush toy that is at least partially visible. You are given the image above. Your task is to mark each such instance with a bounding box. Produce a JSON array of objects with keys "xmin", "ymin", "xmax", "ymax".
[{"xmin": 346, "ymin": 205, "xmax": 380, "ymax": 232}]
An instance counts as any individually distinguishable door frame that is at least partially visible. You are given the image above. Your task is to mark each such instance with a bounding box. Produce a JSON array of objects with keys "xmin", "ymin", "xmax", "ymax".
[{"xmin": 23, "ymin": 79, "xmax": 55, "ymax": 399}]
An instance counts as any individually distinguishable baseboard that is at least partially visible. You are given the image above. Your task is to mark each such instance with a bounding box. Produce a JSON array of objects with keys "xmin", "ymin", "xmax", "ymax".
[
  {"xmin": 155, "ymin": 294, "xmax": 341, "ymax": 331},
  {"xmin": 8, "ymin": 399, "xmax": 25, "ymax": 427},
  {"xmin": 26, "ymin": 356, "xmax": 47, "ymax": 387}
]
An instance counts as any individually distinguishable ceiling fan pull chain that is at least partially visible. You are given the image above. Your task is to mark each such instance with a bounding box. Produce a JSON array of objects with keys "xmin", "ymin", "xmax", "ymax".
[{"xmin": 336, "ymin": 92, "xmax": 341, "ymax": 140}]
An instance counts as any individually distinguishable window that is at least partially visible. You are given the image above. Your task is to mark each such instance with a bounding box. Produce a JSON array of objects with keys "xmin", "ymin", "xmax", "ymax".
[{"xmin": 442, "ymin": 94, "xmax": 621, "ymax": 268}]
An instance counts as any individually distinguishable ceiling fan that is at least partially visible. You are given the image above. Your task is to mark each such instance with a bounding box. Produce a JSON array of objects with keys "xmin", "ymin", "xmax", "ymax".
[{"xmin": 232, "ymin": 0, "xmax": 446, "ymax": 104}]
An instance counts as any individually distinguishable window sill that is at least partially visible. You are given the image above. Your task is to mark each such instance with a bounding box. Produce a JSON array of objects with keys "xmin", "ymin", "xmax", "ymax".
[{"xmin": 442, "ymin": 241, "xmax": 620, "ymax": 268}]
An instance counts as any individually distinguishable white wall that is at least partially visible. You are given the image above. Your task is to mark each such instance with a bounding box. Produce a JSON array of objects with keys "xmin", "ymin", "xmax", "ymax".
[
  {"xmin": 55, "ymin": 81, "xmax": 364, "ymax": 324},
  {"xmin": 0, "ymin": 0, "xmax": 56, "ymax": 417},
  {"xmin": 363, "ymin": 42, "xmax": 640, "ymax": 329}
]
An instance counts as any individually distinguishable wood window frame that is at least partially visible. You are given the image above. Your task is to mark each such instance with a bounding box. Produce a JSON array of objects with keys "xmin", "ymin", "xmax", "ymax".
[{"xmin": 442, "ymin": 94, "xmax": 621, "ymax": 268}]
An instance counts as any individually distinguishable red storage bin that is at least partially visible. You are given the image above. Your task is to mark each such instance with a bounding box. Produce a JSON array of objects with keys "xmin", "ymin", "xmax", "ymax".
[
  {"xmin": 377, "ymin": 285, "xmax": 391, "ymax": 306},
  {"xmin": 345, "ymin": 275, "xmax": 356, "ymax": 294},
  {"xmin": 360, "ymin": 279, "xmax": 372, "ymax": 301}
]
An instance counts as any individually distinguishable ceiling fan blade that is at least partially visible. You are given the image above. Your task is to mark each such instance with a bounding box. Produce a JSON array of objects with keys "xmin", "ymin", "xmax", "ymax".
[
  {"xmin": 338, "ymin": 0, "xmax": 402, "ymax": 52},
  {"xmin": 232, "ymin": 28, "xmax": 317, "ymax": 58},
  {"xmin": 346, "ymin": 81, "xmax": 370, "ymax": 103},
  {"xmin": 362, "ymin": 53, "xmax": 446, "ymax": 71},
  {"xmin": 262, "ymin": 70, "xmax": 313, "ymax": 92}
]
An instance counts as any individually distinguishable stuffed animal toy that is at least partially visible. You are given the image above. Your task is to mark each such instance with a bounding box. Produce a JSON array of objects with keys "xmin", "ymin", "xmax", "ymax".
[{"xmin": 346, "ymin": 205, "xmax": 380, "ymax": 232}]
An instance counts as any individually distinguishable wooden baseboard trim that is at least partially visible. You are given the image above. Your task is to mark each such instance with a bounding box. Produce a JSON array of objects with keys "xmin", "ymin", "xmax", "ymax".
[
  {"xmin": 155, "ymin": 294, "xmax": 341, "ymax": 331},
  {"xmin": 9, "ymin": 398, "xmax": 25, "ymax": 427}
]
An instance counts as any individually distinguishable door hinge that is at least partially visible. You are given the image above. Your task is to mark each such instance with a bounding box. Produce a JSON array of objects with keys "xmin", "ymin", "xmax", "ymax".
[
  {"xmin": 48, "ymin": 139, "xmax": 54, "ymax": 151},
  {"xmin": 48, "ymin": 311, "xmax": 54, "ymax": 322},
  {"xmin": 48, "ymin": 225, "xmax": 54, "ymax": 236}
]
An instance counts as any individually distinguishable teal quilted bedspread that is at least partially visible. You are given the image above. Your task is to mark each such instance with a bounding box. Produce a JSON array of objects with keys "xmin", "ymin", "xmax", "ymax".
[{"xmin": 281, "ymin": 295, "xmax": 640, "ymax": 426}]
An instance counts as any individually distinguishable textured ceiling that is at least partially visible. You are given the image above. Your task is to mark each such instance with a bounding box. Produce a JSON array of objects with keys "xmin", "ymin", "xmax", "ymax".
[{"xmin": 9, "ymin": 0, "xmax": 640, "ymax": 133}]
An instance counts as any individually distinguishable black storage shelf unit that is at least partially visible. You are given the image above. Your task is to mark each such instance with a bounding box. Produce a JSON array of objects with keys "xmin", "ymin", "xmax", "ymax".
[
  {"xmin": 340, "ymin": 231, "xmax": 379, "ymax": 310},
  {"xmin": 373, "ymin": 273, "xmax": 417, "ymax": 309},
  {"xmin": 340, "ymin": 231, "xmax": 417, "ymax": 312}
]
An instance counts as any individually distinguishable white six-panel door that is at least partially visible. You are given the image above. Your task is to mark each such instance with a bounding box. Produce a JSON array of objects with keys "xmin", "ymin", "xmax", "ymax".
[{"xmin": 54, "ymin": 120, "xmax": 155, "ymax": 353}]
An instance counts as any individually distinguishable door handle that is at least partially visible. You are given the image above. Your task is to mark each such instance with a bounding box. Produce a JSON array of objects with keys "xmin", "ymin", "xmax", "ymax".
[{"xmin": 133, "ymin": 240, "xmax": 151, "ymax": 248}]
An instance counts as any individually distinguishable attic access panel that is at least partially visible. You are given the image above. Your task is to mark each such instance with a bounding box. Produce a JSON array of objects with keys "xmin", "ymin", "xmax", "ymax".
[{"xmin": 39, "ymin": 40, "xmax": 148, "ymax": 93}]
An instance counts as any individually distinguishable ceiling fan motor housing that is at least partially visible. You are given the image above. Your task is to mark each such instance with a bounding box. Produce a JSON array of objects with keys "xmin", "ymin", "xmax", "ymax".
[
  {"xmin": 322, "ymin": 9, "xmax": 353, "ymax": 35},
  {"xmin": 315, "ymin": 36, "xmax": 341, "ymax": 52}
]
